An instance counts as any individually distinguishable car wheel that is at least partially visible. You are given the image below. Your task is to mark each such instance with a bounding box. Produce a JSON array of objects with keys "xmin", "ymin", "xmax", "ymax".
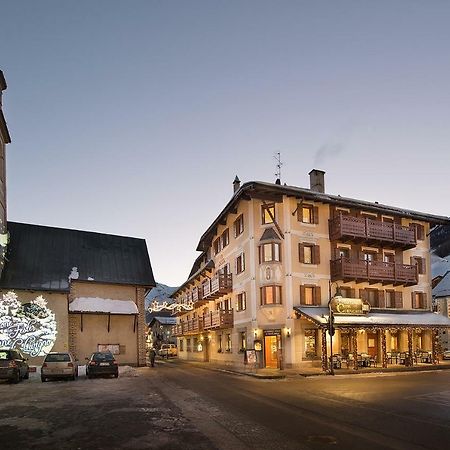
[
  {"xmin": 71, "ymin": 374, "xmax": 76, "ymax": 381},
  {"xmin": 41, "ymin": 376, "xmax": 46, "ymax": 382},
  {"xmin": 24, "ymin": 371, "xmax": 29, "ymax": 380},
  {"xmin": 12, "ymin": 370, "xmax": 20, "ymax": 383},
  {"xmin": 114, "ymin": 373, "xmax": 118, "ymax": 378}
]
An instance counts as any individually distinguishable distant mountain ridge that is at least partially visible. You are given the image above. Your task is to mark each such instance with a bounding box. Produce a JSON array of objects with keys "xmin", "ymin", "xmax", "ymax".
[
  {"xmin": 431, "ymin": 225, "xmax": 450, "ymax": 278},
  {"xmin": 145, "ymin": 283, "xmax": 178, "ymax": 308}
]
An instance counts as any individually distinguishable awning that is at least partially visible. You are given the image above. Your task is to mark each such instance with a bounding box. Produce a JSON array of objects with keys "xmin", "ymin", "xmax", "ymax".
[
  {"xmin": 294, "ymin": 306, "xmax": 450, "ymax": 328},
  {"xmin": 69, "ymin": 297, "xmax": 139, "ymax": 315}
]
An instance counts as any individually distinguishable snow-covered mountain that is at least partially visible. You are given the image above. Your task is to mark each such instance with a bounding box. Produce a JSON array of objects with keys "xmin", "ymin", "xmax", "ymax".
[
  {"xmin": 145, "ymin": 283, "xmax": 178, "ymax": 308},
  {"xmin": 431, "ymin": 225, "xmax": 450, "ymax": 278}
]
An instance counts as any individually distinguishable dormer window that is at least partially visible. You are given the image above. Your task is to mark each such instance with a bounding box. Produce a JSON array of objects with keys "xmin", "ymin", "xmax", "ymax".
[{"xmin": 260, "ymin": 242, "xmax": 281, "ymax": 263}]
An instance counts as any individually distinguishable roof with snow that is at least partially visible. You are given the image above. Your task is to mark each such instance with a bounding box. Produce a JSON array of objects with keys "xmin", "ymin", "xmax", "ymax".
[
  {"xmin": 0, "ymin": 222, "xmax": 155, "ymax": 292},
  {"xmin": 69, "ymin": 297, "xmax": 139, "ymax": 314},
  {"xmin": 433, "ymin": 271, "xmax": 450, "ymax": 298},
  {"xmin": 149, "ymin": 316, "xmax": 177, "ymax": 326}
]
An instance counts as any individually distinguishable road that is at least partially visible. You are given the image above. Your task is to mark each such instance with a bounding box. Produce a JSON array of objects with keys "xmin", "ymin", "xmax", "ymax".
[{"xmin": 0, "ymin": 360, "xmax": 449, "ymax": 449}]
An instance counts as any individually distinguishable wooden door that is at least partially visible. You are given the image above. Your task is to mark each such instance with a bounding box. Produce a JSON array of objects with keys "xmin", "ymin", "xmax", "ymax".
[
  {"xmin": 367, "ymin": 332, "xmax": 378, "ymax": 358},
  {"xmin": 264, "ymin": 336, "xmax": 278, "ymax": 368}
]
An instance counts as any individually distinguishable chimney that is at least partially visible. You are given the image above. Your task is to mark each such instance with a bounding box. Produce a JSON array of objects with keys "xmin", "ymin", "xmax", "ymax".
[
  {"xmin": 233, "ymin": 175, "xmax": 241, "ymax": 193},
  {"xmin": 309, "ymin": 169, "xmax": 325, "ymax": 193}
]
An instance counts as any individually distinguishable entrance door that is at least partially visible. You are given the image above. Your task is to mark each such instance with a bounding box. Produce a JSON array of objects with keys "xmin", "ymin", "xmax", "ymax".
[
  {"xmin": 367, "ymin": 332, "xmax": 378, "ymax": 358},
  {"xmin": 264, "ymin": 335, "xmax": 278, "ymax": 368},
  {"xmin": 203, "ymin": 339, "xmax": 210, "ymax": 362}
]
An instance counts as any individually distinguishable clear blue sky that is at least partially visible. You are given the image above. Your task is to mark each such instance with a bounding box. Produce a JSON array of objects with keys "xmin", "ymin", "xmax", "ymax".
[{"xmin": 1, "ymin": 1, "xmax": 449, "ymax": 286}]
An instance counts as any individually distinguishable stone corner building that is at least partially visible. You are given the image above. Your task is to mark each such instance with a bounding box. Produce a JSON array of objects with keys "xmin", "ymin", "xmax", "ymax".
[{"xmin": 172, "ymin": 171, "xmax": 450, "ymax": 371}]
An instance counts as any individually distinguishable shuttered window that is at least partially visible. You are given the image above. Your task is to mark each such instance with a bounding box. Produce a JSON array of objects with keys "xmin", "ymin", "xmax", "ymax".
[
  {"xmin": 412, "ymin": 292, "xmax": 427, "ymax": 309},
  {"xmin": 260, "ymin": 285, "xmax": 282, "ymax": 305},
  {"xmin": 410, "ymin": 256, "xmax": 426, "ymax": 275},
  {"xmin": 236, "ymin": 292, "xmax": 246, "ymax": 311},
  {"xmin": 236, "ymin": 253, "xmax": 245, "ymax": 274},
  {"xmin": 234, "ymin": 214, "xmax": 244, "ymax": 237},
  {"xmin": 411, "ymin": 223, "xmax": 425, "ymax": 240},
  {"xmin": 300, "ymin": 285, "xmax": 321, "ymax": 305},
  {"xmin": 297, "ymin": 204, "xmax": 319, "ymax": 224},
  {"xmin": 299, "ymin": 243, "xmax": 320, "ymax": 264},
  {"xmin": 262, "ymin": 203, "xmax": 275, "ymax": 224}
]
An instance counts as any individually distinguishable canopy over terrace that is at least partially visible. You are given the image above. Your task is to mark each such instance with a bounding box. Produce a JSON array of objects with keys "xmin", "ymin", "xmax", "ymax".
[{"xmin": 294, "ymin": 306, "xmax": 450, "ymax": 371}]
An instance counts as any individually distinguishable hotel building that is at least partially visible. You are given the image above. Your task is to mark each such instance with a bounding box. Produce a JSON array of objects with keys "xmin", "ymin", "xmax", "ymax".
[{"xmin": 171, "ymin": 171, "xmax": 450, "ymax": 371}]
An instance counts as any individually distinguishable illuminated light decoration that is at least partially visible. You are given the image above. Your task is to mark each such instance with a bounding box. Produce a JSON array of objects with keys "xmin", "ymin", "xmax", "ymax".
[
  {"xmin": 0, "ymin": 291, "xmax": 57, "ymax": 357},
  {"xmin": 147, "ymin": 300, "xmax": 194, "ymax": 313},
  {"xmin": 0, "ymin": 218, "xmax": 8, "ymax": 269}
]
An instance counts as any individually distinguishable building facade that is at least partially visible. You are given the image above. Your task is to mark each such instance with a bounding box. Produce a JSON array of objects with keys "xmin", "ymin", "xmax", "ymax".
[{"xmin": 172, "ymin": 171, "xmax": 450, "ymax": 371}]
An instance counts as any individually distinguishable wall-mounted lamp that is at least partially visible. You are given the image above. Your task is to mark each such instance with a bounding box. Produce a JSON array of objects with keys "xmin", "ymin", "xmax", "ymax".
[
  {"xmin": 200, "ymin": 335, "xmax": 204, "ymax": 341},
  {"xmin": 285, "ymin": 327, "xmax": 291, "ymax": 338}
]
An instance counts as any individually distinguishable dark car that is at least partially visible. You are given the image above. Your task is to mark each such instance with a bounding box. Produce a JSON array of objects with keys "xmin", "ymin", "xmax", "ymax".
[
  {"xmin": 0, "ymin": 348, "xmax": 29, "ymax": 383},
  {"xmin": 86, "ymin": 352, "xmax": 118, "ymax": 379}
]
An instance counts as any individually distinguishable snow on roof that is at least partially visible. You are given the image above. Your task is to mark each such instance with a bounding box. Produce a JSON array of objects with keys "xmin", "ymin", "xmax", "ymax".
[
  {"xmin": 69, "ymin": 297, "xmax": 139, "ymax": 315},
  {"xmin": 295, "ymin": 306, "xmax": 450, "ymax": 327},
  {"xmin": 152, "ymin": 316, "xmax": 177, "ymax": 325},
  {"xmin": 433, "ymin": 271, "xmax": 450, "ymax": 298}
]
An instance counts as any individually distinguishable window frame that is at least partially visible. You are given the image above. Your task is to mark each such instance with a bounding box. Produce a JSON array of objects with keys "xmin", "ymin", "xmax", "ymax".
[
  {"xmin": 260, "ymin": 285, "xmax": 282, "ymax": 305},
  {"xmin": 261, "ymin": 203, "xmax": 275, "ymax": 225},
  {"xmin": 236, "ymin": 292, "xmax": 247, "ymax": 311},
  {"xmin": 236, "ymin": 252, "xmax": 245, "ymax": 274},
  {"xmin": 260, "ymin": 242, "xmax": 281, "ymax": 263},
  {"xmin": 234, "ymin": 214, "xmax": 244, "ymax": 238}
]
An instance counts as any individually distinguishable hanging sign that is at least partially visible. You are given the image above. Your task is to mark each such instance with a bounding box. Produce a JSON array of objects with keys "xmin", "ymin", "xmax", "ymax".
[
  {"xmin": 330, "ymin": 296, "xmax": 370, "ymax": 315},
  {"xmin": 0, "ymin": 291, "xmax": 57, "ymax": 357}
]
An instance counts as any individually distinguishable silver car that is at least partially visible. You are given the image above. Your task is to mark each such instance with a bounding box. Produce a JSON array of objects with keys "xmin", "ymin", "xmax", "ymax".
[{"xmin": 41, "ymin": 352, "xmax": 78, "ymax": 382}]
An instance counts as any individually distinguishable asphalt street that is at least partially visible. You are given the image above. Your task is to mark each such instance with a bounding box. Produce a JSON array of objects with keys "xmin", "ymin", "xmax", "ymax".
[{"xmin": 0, "ymin": 361, "xmax": 449, "ymax": 449}]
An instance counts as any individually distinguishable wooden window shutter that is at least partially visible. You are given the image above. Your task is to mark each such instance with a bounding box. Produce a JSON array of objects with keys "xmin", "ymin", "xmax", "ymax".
[
  {"xmin": 314, "ymin": 286, "xmax": 321, "ymax": 305},
  {"xmin": 299, "ymin": 243, "xmax": 305, "ymax": 263},
  {"xmin": 313, "ymin": 245, "xmax": 320, "ymax": 265},
  {"xmin": 411, "ymin": 291, "xmax": 417, "ymax": 309},
  {"xmin": 350, "ymin": 288, "xmax": 356, "ymax": 298},
  {"xmin": 313, "ymin": 206, "xmax": 319, "ymax": 224},
  {"xmin": 420, "ymin": 257, "xmax": 426, "ymax": 275},
  {"xmin": 422, "ymin": 293, "xmax": 427, "ymax": 309},
  {"xmin": 300, "ymin": 285, "xmax": 305, "ymax": 304},
  {"xmin": 394, "ymin": 291, "xmax": 403, "ymax": 308},
  {"xmin": 378, "ymin": 290, "xmax": 385, "ymax": 308},
  {"xmin": 359, "ymin": 289, "xmax": 367, "ymax": 302},
  {"xmin": 258, "ymin": 246, "xmax": 262, "ymax": 264}
]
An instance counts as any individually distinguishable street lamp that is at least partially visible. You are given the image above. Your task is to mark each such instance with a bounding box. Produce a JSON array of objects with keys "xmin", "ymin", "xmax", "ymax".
[{"xmin": 328, "ymin": 281, "xmax": 340, "ymax": 375}]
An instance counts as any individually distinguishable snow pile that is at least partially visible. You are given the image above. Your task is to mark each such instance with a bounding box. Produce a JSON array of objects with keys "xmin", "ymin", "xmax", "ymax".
[
  {"xmin": 68, "ymin": 267, "xmax": 79, "ymax": 282},
  {"xmin": 119, "ymin": 365, "xmax": 139, "ymax": 377},
  {"xmin": 69, "ymin": 297, "xmax": 138, "ymax": 315}
]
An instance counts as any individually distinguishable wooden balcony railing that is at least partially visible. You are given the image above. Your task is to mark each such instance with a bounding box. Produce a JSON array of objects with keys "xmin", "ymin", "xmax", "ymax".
[
  {"xmin": 202, "ymin": 273, "xmax": 232, "ymax": 300},
  {"xmin": 172, "ymin": 317, "xmax": 204, "ymax": 336},
  {"xmin": 329, "ymin": 215, "xmax": 416, "ymax": 249},
  {"xmin": 202, "ymin": 280, "xmax": 211, "ymax": 298},
  {"xmin": 192, "ymin": 286, "xmax": 202, "ymax": 302},
  {"xmin": 203, "ymin": 309, "xmax": 234, "ymax": 330},
  {"xmin": 331, "ymin": 257, "xmax": 418, "ymax": 286}
]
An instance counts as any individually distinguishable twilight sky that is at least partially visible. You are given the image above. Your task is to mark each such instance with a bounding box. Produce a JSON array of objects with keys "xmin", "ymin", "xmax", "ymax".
[{"xmin": 1, "ymin": 1, "xmax": 450, "ymax": 287}]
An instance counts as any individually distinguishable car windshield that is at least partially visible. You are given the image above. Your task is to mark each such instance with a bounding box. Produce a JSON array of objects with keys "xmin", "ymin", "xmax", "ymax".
[
  {"xmin": 92, "ymin": 352, "xmax": 114, "ymax": 361},
  {"xmin": 0, "ymin": 351, "xmax": 12, "ymax": 360},
  {"xmin": 45, "ymin": 353, "xmax": 71, "ymax": 362}
]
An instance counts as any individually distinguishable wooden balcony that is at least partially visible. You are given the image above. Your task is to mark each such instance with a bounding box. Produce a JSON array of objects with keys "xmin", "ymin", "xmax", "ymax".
[
  {"xmin": 203, "ymin": 310, "xmax": 234, "ymax": 330},
  {"xmin": 329, "ymin": 215, "xmax": 416, "ymax": 249},
  {"xmin": 330, "ymin": 257, "xmax": 418, "ymax": 286},
  {"xmin": 192, "ymin": 286, "xmax": 202, "ymax": 302},
  {"xmin": 172, "ymin": 317, "xmax": 204, "ymax": 336},
  {"xmin": 202, "ymin": 273, "xmax": 233, "ymax": 300}
]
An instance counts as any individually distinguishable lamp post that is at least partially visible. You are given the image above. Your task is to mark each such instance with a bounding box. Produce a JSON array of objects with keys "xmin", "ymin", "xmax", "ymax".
[{"xmin": 328, "ymin": 281, "xmax": 339, "ymax": 376}]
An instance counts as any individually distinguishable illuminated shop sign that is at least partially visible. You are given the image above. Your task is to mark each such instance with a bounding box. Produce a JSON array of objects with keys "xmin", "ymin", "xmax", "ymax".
[
  {"xmin": 0, "ymin": 291, "xmax": 57, "ymax": 357},
  {"xmin": 330, "ymin": 296, "xmax": 370, "ymax": 315}
]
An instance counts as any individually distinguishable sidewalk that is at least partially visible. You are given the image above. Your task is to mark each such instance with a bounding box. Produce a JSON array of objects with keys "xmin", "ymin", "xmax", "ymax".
[{"xmin": 159, "ymin": 357, "xmax": 450, "ymax": 379}]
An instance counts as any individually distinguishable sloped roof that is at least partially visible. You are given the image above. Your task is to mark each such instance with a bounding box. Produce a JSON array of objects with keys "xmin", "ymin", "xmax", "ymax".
[
  {"xmin": 259, "ymin": 227, "xmax": 282, "ymax": 242},
  {"xmin": 0, "ymin": 222, "xmax": 155, "ymax": 292},
  {"xmin": 149, "ymin": 316, "xmax": 177, "ymax": 326},
  {"xmin": 433, "ymin": 271, "xmax": 450, "ymax": 298}
]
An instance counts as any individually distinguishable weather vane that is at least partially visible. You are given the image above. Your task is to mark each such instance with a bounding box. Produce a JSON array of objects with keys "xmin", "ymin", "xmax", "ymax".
[{"xmin": 274, "ymin": 152, "xmax": 283, "ymax": 183}]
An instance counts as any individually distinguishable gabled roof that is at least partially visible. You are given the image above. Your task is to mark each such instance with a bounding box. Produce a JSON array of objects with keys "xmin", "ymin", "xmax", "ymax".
[
  {"xmin": 196, "ymin": 181, "xmax": 450, "ymax": 251},
  {"xmin": 149, "ymin": 316, "xmax": 177, "ymax": 326},
  {"xmin": 0, "ymin": 222, "xmax": 155, "ymax": 292},
  {"xmin": 433, "ymin": 271, "xmax": 450, "ymax": 298},
  {"xmin": 259, "ymin": 227, "xmax": 282, "ymax": 242}
]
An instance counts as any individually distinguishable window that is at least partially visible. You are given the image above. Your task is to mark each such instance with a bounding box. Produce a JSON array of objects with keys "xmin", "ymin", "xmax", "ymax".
[
  {"xmin": 300, "ymin": 285, "xmax": 321, "ymax": 305},
  {"xmin": 384, "ymin": 252, "xmax": 395, "ymax": 263},
  {"xmin": 338, "ymin": 287, "xmax": 355, "ymax": 298},
  {"xmin": 304, "ymin": 329, "xmax": 317, "ymax": 358},
  {"xmin": 411, "ymin": 256, "xmax": 426, "ymax": 274},
  {"xmin": 213, "ymin": 238, "xmax": 221, "ymax": 255},
  {"xmin": 363, "ymin": 250, "xmax": 377, "ymax": 262},
  {"xmin": 260, "ymin": 285, "xmax": 282, "ymax": 305},
  {"xmin": 221, "ymin": 229, "xmax": 229, "ymax": 249},
  {"xmin": 193, "ymin": 337, "xmax": 198, "ymax": 352},
  {"xmin": 262, "ymin": 203, "xmax": 275, "ymax": 224},
  {"xmin": 260, "ymin": 242, "xmax": 281, "ymax": 262},
  {"xmin": 179, "ymin": 339, "xmax": 184, "ymax": 352},
  {"xmin": 337, "ymin": 247, "xmax": 350, "ymax": 259},
  {"xmin": 223, "ymin": 298, "xmax": 232, "ymax": 311},
  {"xmin": 412, "ymin": 292, "xmax": 427, "ymax": 309},
  {"xmin": 218, "ymin": 334, "xmax": 223, "ymax": 352},
  {"xmin": 234, "ymin": 214, "xmax": 244, "ymax": 237},
  {"xmin": 365, "ymin": 289, "xmax": 380, "ymax": 307},
  {"xmin": 385, "ymin": 290, "xmax": 395, "ymax": 308},
  {"xmin": 299, "ymin": 243, "xmax": 320, "ymax": 264},
  {"xmin": 236, "ymin": 253, "xmax": 245, "ymax": 274},
  {"xmin": 411, "ymin": 223, "xmax": 425, "ymax": 240},
  {"xmin": 236, "ymin": 292, "xmax": 246, "ymax": 311},
  {"xmin": 226, "ymin": 333, "xmax": 232, "ymax": 352},
  {"xmin": 186, "ymin": 338, "xmax": 192, "ymax": 352},
  {"xmin": 239, "ymin": 332, "xmax": 246, "ymax": 351},
  {"xmin": 298, "ymin": 204, "xmax": 318, "ymax": 224}
]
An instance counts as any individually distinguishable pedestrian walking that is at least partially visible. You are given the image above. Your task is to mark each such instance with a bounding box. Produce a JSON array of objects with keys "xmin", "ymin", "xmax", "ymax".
[{"xmin": 149, "ymin": 348, "xmax": 156, "ymax": 367}]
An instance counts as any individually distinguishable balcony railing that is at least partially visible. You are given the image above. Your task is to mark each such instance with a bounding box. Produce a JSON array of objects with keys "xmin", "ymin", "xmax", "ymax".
[
  {"xmin": 331, "ymin": 257, "xmax": 418, "ymax": 286},
  {"xmin": 172, "ymin": 317, "xmax": 204, "ymax": 336},
  {"xmin": 192, "ymin": 286, "xmax": 202, "ymax": 302},
  {"xmin": 201, "ymin": 273, "xmax": 232, "ymax": 300},
  {"xmin": 329, "ymin": 215, "xmax": 416, "ymax": 249},
  {"xmin": 203, "ymin": 309, "xmax": 234, "ymax": 330}
]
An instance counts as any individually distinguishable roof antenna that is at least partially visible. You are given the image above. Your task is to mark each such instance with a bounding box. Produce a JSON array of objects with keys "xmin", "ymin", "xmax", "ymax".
[{"xmin": 274, "ymin": 152, "xmax": 283, "ymax": 185}]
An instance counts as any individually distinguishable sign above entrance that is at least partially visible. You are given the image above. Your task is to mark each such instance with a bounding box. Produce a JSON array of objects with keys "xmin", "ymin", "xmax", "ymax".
[{"xmin": 330, "ymin": 296, "xmax": 370, "ymax": 315}]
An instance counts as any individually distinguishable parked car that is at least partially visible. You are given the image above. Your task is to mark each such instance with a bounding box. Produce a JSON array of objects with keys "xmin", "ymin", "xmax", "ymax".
[
  {"xmin": 158, "ymin": 344, "xmax": 177, "ymax": 358},
  {"xmin": 41, "ymin": 352, "xmax": 78, "ymax": 382},
  {"xmin": 0, "ymin": 348, "xmax": 29, "ymax": 383},
  {"xmin": 443, "ymin": 350, "xmax": 450, "ymax": 360},
  {"xmin": 86, "ymin": 352, "xmax": 118, "ymax": 379}
]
